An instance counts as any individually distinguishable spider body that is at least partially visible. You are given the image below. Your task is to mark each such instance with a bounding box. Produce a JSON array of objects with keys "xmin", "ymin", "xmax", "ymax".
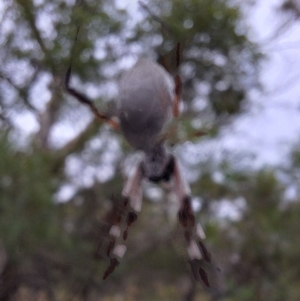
[
  {"xmin": 65, "ymin": 53, "xmax": 211, "ymax": 287},
  {"xmin": 117, "ymin": 58, "xmax": 175, "ymax": 180}
]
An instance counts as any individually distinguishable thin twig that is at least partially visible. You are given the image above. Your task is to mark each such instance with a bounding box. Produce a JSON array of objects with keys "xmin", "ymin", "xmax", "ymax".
[{"xmin": 138, "ymin": 1, "xmax": 174, "ymax": 38}]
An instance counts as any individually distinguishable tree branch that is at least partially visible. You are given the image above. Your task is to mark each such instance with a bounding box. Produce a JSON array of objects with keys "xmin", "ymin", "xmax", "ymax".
[
  {"xmin": 36, "ymin": 90, "xmax": 62, "ymax": 149},
  {"xmin": 49, "ymin": 117, "xmax": 101, "ymax": 174},
  {"xmin": 0, "ymin": 71, "xmax": 38, "ymax": 113},
  {"xmin": 56, "ymin": 117, "xmax": 100, "ymax": 159},
  {"xmin": 15, "ymin": 0, "xmax": 48, "ymax": 55}
]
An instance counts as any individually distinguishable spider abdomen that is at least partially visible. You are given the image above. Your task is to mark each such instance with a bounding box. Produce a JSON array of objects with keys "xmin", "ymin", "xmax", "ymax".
[{"xmin": 117, "ymin": 58, "xmax": 174, "ymax": 150}]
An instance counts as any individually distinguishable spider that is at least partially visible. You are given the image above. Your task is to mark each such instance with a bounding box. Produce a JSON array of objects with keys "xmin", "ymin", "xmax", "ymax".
[{"xmin": 65, "ymin": 44, "xmax": 212, "ymax": 287}]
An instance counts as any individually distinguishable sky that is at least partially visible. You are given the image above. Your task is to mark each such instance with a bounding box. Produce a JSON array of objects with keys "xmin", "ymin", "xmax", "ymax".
[
  {"xmin": 218, "ymin": 0, "xmax": 300, "ymax": 167},
  {"xmin": 10, "ymin": 0, "xmax": 300, "ymax": 168}
]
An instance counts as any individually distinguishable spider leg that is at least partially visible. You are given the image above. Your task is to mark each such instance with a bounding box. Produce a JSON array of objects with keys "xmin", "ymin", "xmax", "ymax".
[
  {"xmin": 65, "ymin": 67, "xmax": 119, "ymax": 129},
  {"xmin": 102, "ymin": 195, "xmax": 138, "ymax": 280},
  {"xmin": 102, "ymin": 162, "xmax": 144, "ymax": 279},
  {"xmin": 122, "ymin": 161, "xmax": 144, "ymax": 213},
  {"xmin": 173, "ymin": 43, "xmax": 182, "ymax": 117},
  {"xmin": 171, "ymin": 158, "xmax": 211, "ymax": 287}
]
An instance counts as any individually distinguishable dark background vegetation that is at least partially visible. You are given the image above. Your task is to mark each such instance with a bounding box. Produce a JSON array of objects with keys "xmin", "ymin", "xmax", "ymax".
[{"xmin": 0, "ymin": 0, "xmax": 300, "ymax": 300}]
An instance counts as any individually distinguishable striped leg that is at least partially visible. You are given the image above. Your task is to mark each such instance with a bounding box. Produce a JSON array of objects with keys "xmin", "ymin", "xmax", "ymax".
[
  {"xmin": 171, "ymin": 158, "xmax": 212, "ymax": 287},
  {"xmin": 173, "ymin": 43, "xmax": 182, "ymax": 117},
  {"xmin": 102, "ymin": 196, "xmax": 139, "ymax": 280},
  {"xmin": 102, "ymin": 162, "xmax": 144, "ymax": 279}
]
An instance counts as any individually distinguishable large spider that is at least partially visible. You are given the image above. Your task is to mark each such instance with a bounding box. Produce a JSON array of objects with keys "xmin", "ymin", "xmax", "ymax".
[{"xmin": 65, "ymin": 44, "xmax": 212, "ymax": 287}]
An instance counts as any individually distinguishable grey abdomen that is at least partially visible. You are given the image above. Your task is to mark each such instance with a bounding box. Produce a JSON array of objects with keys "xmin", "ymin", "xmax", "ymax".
[{"xmin": 117, "ymin": 59, "xmax": 174, "ymax": 151}]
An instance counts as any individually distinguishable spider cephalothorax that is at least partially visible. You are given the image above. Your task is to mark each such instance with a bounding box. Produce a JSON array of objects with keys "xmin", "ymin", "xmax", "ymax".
[
  {"xmin": 65, "ymin": 43, "xmax": 212, "ymax": 287},
  {"xmin": 143, "ymin": 144, "xmax": 170, "ymax": 180}
]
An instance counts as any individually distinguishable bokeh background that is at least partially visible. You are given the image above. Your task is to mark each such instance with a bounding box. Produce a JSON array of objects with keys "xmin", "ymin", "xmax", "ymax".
[{"xmin": 1, "ymin": 0, "xmax": 300, "ymax": 300}]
